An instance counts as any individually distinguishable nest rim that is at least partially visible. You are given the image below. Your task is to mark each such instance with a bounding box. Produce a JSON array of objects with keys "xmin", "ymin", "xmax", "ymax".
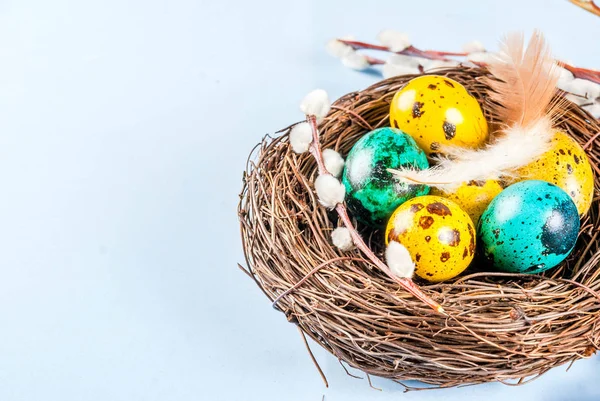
[{"xmin": 238, "ymin": 67, "xmax": 600, "ymax": 389}]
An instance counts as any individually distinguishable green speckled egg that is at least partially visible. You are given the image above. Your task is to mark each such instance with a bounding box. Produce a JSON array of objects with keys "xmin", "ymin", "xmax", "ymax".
[
  {"xmin": 342, "ymin": 127, "xmax": 430, "ymax": 226},
  {"xmin": 478, "ymin": 180, "xmax": 580, "ymax": 274}
]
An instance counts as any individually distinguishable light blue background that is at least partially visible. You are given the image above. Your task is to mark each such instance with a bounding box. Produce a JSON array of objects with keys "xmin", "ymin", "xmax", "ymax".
[{"xmin": 0, "ymin": 0, "xmax": 599, "ymax": 400}]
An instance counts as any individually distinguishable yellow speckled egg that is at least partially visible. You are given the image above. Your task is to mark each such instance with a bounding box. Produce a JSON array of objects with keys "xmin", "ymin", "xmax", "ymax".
[
  {"xmin": 430, "ymin": 180, "xmax": 503, "ymax": 224},
  {"xmin": 385, "ymin": 196, "xmax": 476, "ymax": 282},
  {"xmin": 512, "ymin": 131, "xmax": 594, "ymax": 215},
  {"xmin": 389, "ymin": 75, "xmax": 488, "ymax": 156}
]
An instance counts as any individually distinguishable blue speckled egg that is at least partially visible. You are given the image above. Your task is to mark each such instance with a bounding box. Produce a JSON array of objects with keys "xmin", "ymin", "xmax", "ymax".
[
  {"xmin": 342, "ymin": 127, "xmax": 430, "ymax": 226},
  {"xmin": 478, "ymin": 180, "xmax": 580, "ymax": 274}
]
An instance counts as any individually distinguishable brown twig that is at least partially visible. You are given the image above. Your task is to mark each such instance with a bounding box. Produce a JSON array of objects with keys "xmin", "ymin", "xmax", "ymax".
[
  {"xmin": 563, "ymin": 62, "xmax": 600, "ymax": 85},
  {"xmin": 298, "ymin": 326, "xmax": 329, "ymax": 388},
  {"xmin": 330, "ymin": 105, "xmax": 374, "ymax": 130},
  {"xmin": 340, "ymin": 38, "xmax": 600, "ymax": 89},
  {"xmin": 271, "ymin": 256, "xmax": 363, "ymax": 308},
  {"xmin": 583, "ymin": 131, "xmax": 600, "ymax": 149},
  {"xmin": 340, "ymin": 40, "xmax": 466, "ymax": 61},
  {"xmin": 306, "ymin": 115, "xmax": 444, "ymax": 314},
  {"xmin": 364, "ymin": 55, "xmax": 385, "ymax": 65},
  {"xmin": 569, "ymin": 0, "xmax": 600, "ymax": 17}
]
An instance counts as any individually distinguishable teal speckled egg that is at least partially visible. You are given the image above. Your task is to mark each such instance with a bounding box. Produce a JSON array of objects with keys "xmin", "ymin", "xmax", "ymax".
[
  {"xmin": 478, "ymin": 180, "xmax": 580, "ymax": 274},
  {"xmin": 342, "ymin": 127, "xmax": 430, "ymax": 226}
]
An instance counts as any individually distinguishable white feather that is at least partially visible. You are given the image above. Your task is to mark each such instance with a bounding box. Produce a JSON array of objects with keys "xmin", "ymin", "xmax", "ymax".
[
  {"xmin": 323, "ymin": 149, "xmax": 345, "ymax": 177},
  {"xmin": 391, "ymin": 119, "xmax": 553, "ymax": 191},
  {"xmin": 377, "ymin": 30, "xmax": 411, "ymax": 52},
  {"xmin": 331, "ymin": 227, "xmax": 354, "ymax": 251},
  {"xmin": 314, "ymin": 174, "xmax": 345, "ymax": 209},
  {"xmin": 300, "ymin": 89, "xmax": 331, "ymax": 120},
  {"xmin": 392, "ymin": 32, "xmax": 563, "ymax": 189},
  {"xmin": 341, "ymin": 51, "xmax": 370, "ymax": 71},
  {"xmin": 289, "ymin": 122, "xmax": 313, "ymax": 153},
  {"xmin": 386, "ymin": 241, "xmax": 415, "ymax": 279}
]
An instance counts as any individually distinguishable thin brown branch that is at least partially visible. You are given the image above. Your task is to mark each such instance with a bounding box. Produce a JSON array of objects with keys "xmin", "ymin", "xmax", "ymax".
[
  {"xmin": 306, "ymin": 115, "xmax": 445, "ymax": 315},
  {"xmin": 340, "ymin": 38, "xmax": 600, "ymax": 90},
  {"xmin": 271, "ymin": 256, "xmax": 364, "ymax": 308},
  {"xmin": 298, "ymin": 326, "xmax": 329, "ymax": 388},
  {"xmin": 364, "ymin": 55, "xmax": 385, "ymax": 65},
  {"xmin": 236, "ymin": 263, "xmax": 252, "ymax": 278},
  {"xmin": 563, "ymin": 62, "xmax": 600, "ymax": 85},
  {"xmin": 569, "ymin": 0, "xmax": 600, "ymax": 17},
  {"xmin": 366, "ymin": 374, "xmax": 382, "ymax": 391},
  {"xmin": 583, "ymin": 131, "xmax": 600, "ymax": 149},
  {"xmin": 340, "ymin": 39, "xmax": 464, "ymax": 61},
  {"xmin": 330, "ymin": 105, "xmax": 374, "ymax": 130},
  {"xmin": 341, "ymin": 39, "xmax": 387, "ymax": 52}
]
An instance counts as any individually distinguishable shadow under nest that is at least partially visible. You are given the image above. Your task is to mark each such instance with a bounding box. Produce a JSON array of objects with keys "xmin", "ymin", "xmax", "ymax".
[{"xmin": 238, "ymin": 68, "xmax": 600, "ymax": 389}]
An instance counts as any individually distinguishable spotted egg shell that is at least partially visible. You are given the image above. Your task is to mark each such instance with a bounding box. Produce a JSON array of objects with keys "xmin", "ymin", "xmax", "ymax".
[
  {"xmin": 430, "ymin": 179, "xmax": 503, "ymax": 224},
  {"xmin": 385, "ymin": 196, "xmax": 476, "ymax": 282},
  {"xmin": 389, "ymin": 75, "xmax": 488, "ymax": 157},
  {"xmin": 342, "ymin": 127, "xmax": 430, "ymax": 227},
  {"xmin": 478, "ymin": 180, "xmax": 580, "ymax": 274},
  {"xmin": 511, "ymin": 131, "xmax": 594, "ymax": 215}
]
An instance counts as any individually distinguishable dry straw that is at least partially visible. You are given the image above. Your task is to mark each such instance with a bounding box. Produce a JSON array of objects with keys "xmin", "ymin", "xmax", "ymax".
[{"xmin": 238, "ymin": 68, "xmax": 600, "ymax": 390}]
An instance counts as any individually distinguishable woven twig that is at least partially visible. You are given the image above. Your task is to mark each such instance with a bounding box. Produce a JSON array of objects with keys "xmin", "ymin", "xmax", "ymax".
[{"xmin": 238, "ymin": 68, "xmax": 600, "ymax": 389}]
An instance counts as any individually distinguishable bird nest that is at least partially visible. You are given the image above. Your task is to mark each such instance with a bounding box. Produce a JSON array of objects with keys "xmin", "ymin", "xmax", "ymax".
[{"xmin": 237, "ymin": 68, "xmax": 600, "ymax": 389}]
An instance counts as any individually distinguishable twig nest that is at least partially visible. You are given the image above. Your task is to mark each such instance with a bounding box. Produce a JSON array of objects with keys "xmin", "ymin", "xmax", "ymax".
[{"xmin": 239, "ymin": 69, "xmax": 600, "ymax": 389}]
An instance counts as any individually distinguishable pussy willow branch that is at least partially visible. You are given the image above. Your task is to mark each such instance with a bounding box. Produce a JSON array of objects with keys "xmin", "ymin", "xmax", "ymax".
[
  {"xmin": 569, "ymin": 0, "xmax": 600, "ymax": 17},
  {"xmin": 306, "ymin": 115, "xmax": 445, "ymax": 314},
  {"xmin": 339, "ymin": 38, "xmax": 600, "ymax": 84},
  {"xmin": 563, "ymin": 63, "xmax": 600, "ymax": 85},
  {"xmin": 340, "ymin": 40, "xmax": 467, "ymax": 61}
]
